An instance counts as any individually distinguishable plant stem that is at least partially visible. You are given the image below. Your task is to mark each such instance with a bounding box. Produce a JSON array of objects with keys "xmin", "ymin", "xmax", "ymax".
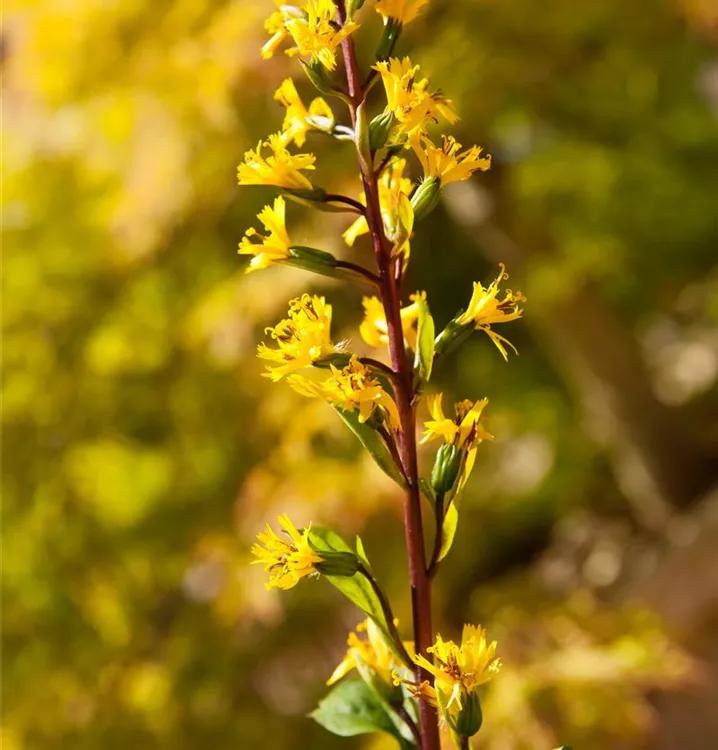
[
  {"xmin": 335, "ymin": 5, "xmax": 440, "ymax": 749},
  {"xmin": 333, "ymin": 259, "xmax": 380, "ymax": 287},
  {"xmin": 323, "ymin": 193, "xmax": 366, "ymax": 213}
]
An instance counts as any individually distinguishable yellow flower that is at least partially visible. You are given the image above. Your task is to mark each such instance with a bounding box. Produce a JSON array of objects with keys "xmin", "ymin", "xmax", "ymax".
[
  {"xmin": 375, "ymin": 0, "xmax": 430, "ymax": 25},
  {"xmin": 374, "ymin": 58, "xmax": 458, "ymax": 139},
  {"xmin": 237, "ymin": 133, "xmax": 316, "ymax": 191},
  {"xmin": 456, "ymin": 263, "xmax": 526, "ymax": 360},
  {"xmin": 421, "ymin": 393, "xmax": 493, "ymax": 489},
  {"xmin": 412, "ymin": 133, "xmax": 491, "ymax": 185},
  {"xmin": 258, "ymin": 294, "xmax": 337, "ymax": 381},
  {"xmin": 327, "ymin": 618, "xmax": 399, "ymax": 686},
  {"xmin": 274, "ymin": 78, "xmax": 334, "ymax": 147},
  {"xmin": 359, "ymin": 292, "xmax": 424, "ymax": 351},
  {"xmin": 262, "ymin": 0, "xmax": 359, "ymax": 71},
  {"xmin": 251, "ymin": 514, "xmax": 324, "ymax": 590},
  {"xmin": 413, "ymin": 625, "xmax": 501, "ymax": 709},
  {"xmin": 343, "ymin": 158, "xmax": 414, "ymax": 257},
  {"xmin": 288, "ymin": 355, "xmax": 401, "ymax": 429},
  {"xmin": 238, "ymin": 196, "xmax": 292, "ymax": 273}
]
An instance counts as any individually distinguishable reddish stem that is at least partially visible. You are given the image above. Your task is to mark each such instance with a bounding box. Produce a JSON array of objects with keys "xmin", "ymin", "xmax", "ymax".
[{"xmin": 335, "ymin": 6, "xmax": 440, "ymax": 749}]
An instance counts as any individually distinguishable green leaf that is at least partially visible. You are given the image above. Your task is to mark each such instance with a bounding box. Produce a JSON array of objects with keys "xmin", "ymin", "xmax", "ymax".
[
  {"xmin": 413, "ymin": 295, "xmax": 435, "ymax": 382},
  {"xmin": 356, "ymin": 535, "xmax": 372, "ymax": 572},
  {"xmin": 332, "ymin": 406, "xmax": 406, "ymax": 488},
  {"xmin": 437, "ymin": 501, "xmax": 459, "ymax": 563},
  {"xmin": 310, "ymin": 679, "xmax": 400, "ymax": 739}
]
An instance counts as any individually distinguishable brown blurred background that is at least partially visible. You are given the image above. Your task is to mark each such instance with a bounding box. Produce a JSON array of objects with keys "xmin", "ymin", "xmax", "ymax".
[{"xmin": 3, "ymin": 1, "xmax": 718, "ymax": 749}]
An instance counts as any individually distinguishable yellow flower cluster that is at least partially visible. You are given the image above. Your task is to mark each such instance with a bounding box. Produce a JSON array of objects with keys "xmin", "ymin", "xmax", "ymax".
[
  {"xmin": 258, "ymin": 294, "xmax": 337, "ymax": 380},
  {"xmin": 360, "ymin": 292, "xmax": 425, "ymax": 351},
  {"xmin": 251, "ymin": 514, "xmax": 324, "ymax": 590},
  {"xmin": 375, "ymin": 0, "xmax": 430, "ymax": 25},
  {"xmin": 421, "ymin": 393, "xmax": 493, "ymax": 490},
  {"xmin": 289, "ymin": 355, "xmax": 401, "ymax": 429},
  {"xmin": 457, "ymin": 263, "xmax": 526, "ymax": 359},
  {"xmin": 374, "ymin": 57, "xmax": 458, "ymax": 140},
  {"xmin": 237, "ymin": 133, "xmax": 316, "ymax": 190},
  {"xmin": 412, "ymin": 133, "xmax": 492, "ymax": 186},
  {"xmin": 274, "ymin": 78, "xmax": 334, "ymax": 148},
  {"xmin": 327, "ymin": 618, "xmax": 403, "ymax": 687},
  {"xmin": 238, "ymin": 196, "xmax": 293, "ymax": 273},
  {"xmin": 262, "ymin": 0, "xmax": 359, "ymax": 71},
  {"xmin": 396, "ymin": 625, "xmax": 501, "ymax": 712}
]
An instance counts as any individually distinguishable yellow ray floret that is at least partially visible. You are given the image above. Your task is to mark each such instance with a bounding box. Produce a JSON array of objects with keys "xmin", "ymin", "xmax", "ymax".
[
  {"xmin": 343, "ymin": 158, "xmax": 414, "ymax": 258},
  {"xmin": 274, "ymin": 78, "xmax": 334, "ymax": 147},
  {"xmin": 421, "ymin": 393, "xmax": 493, "ymax": 489},
  {"xmin": 375, "ymin": 0, "xmax": 430, "ymax": 25},
  {"xmin": 288, "ymin": 355, "xmax": 400, "ymax": 429},
  {"xmin": 237, "ymin": 133, "xmax": 316, "ymax": 190},
  {"xmin": 238, "ymin": 196, "xmax": 293, "ymax": 273},
  {"xmin": 374, "ymin": 58, "xmax": 458, "ymax": 139},
  {"xmin": 327, "ymin": 618, "xmax": 404, "ymax": 686},
  {"xmin": 413, "ymin": 625, "xmax": 501, "ymax": 709},
  {"xmin": 412, "ymin": 133, "xmax": 491, "ymax": 185},
  {"xmin": 262, "ymin": 0, "xmax": 359, "ymax": 71},
  {"xmin": 251, "ymin": 514, "xmax": 324, "ymax": 590},
  {"xmin": 258, "ymin": 294, "xmax": 337, "ymax": 380},
  {"xmin": 359, "ymin": 292, "xmax": 425, "ymax": 351},
  {"xmin": 456, "ymin": 263, "xmax": 526, "ymax": 360}
]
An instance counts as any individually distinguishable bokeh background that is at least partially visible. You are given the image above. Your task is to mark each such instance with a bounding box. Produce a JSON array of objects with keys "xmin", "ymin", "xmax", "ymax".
[{"xmin": 3, "ymin": 1, "xmax": 718, "ymax": 748}]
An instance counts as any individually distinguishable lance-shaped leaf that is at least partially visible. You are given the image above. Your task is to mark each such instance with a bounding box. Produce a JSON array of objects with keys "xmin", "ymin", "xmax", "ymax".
[
  {"xmin": 413, "ymin": 294, "xmax": 435, "ymax": 382},
  {"xmin": 333, "ymin": 406, "xmax": 406, "ymax": 488},
  {"xmin": 437, "ymin": 500, "xmax": 459, "ymax": 564},
  {"xmin": 310, "ymin": 679, "xmax": 413, "ymax": 746}
]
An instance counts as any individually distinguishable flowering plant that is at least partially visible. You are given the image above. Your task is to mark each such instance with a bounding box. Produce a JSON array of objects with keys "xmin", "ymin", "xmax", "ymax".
[{"xmin": 243, "ymin": 2, "xmax": 527, "ymax": 748}]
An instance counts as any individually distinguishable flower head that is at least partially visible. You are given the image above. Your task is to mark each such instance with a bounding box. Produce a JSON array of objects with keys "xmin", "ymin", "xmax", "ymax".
[
  {"xmin": 413, "ymin": 625, "xmax": 501, "ymax": 709},
  {"xmin": 251, "ymin": 514, "xmax": 324, "ymax": 590},
  {"xmin": 343, "ymin": 158, "xmax": 414, "ymax": 257},
  {"xmin": 258, "ymin": 294, "xmax": 337, "ymax": 380},
  {"xmin": 288, "ymin": 355, "xmax": 400, "ymax": 429},
  {"xmin": 456, "ymin": 263, "xmax": 525, "ymax": 360},
  {"xmin": 237, "ymin": 133, "xmax": 316, "ymax": 190},
  {"xmin": 263, "ymin": 0, "xmax": 359, "ymax": 71},
  {"xmin": 374, "ymin": 58, "xmax": 458, "ymax": 139},
  {"xmin": 274, "ymin": 78, "xmax": 334, "ymax": 147},
  {"xmin": 360, "ymin": 292, "xmax": 425, "ymax": 351},
  {"xmin": 412, "ymin": 133, "xmax": 491, "ymax": 185},
  {"xmin": 327, "ymin": 618, "xmax": 400, "ymax": 686},
  {"xmin": 239, "ymin": 196, "xmax": 293, "ymax": 273},
  {"xmin": 375, "ymin": 0, "xmax": 430, "ymax": 25},
  {"xmin": 421, "ymin": 394, "xmax": 493, "ymax": 490}
]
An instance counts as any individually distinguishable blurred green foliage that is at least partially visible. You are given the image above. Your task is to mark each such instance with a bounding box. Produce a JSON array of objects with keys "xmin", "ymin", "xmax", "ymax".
[{"xmin": 2, "ymin": 1, "xmax": 717, "ymax": 749}]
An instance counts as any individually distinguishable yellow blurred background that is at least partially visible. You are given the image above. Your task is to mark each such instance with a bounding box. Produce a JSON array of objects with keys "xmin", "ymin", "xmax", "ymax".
[{"xmin": 3, "ymin": 1, "xmax": 718, "ymax": 748}]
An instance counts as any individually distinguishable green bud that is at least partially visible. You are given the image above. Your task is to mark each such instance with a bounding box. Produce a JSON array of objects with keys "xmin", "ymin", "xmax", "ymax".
[
  {"xmin": 355, "ymin": 100, "xmax": 372, "ymax": 172},
  {"xmin": 433, "ymin": 317, "xmax": 474, "ymax": 359},
  {"xmin": 410, "ymin": 178, "xmax": 441, "ymax": 222},
  {"xmin": 302, "ymin": 59, "xmax": 335, "ymax": 96},
  {"xmin": 376, "ymin": 18, "xmax": 402, "ymax": 61},
  {"xmin": 455, "ymin": 691, "xmax": 483, "ymax": 738},
  {"xmin": 346, "ymin": 0, "xmax": 367, "ymax": 16},
  {"xmin": 314, "ymin": 550, "xmax": 359, "ymax": 578},
  {"xmin": 369, "ymin": 111, "xmax": 396, "ymax": 151},
  {"xmin": 282, "ymin": 186, "xmax": 328, "ymax": 203},
  {"xmin": 285, "ymin": 245, "xmax": 338, "ymax": 277},
  {"xmin": 431, "ymin": 443, "xmax": 461, "ymax": 495}
]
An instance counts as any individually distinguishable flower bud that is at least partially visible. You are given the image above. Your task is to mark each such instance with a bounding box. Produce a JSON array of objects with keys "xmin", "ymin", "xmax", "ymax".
[
  {"xmin": 433, "ymin": 318, "xmax": 473, "ymax": 359},
  {"xmin": 455, "ymin": 691, "xmax": 483, "ymax": 738},
  {"xmin": 286, "ymin": 245, "xmax": 338, "ymax": 276},
  {"xmin": 369, "ymin": 111, "xmax": 396, "ymax": 151},
  {"xmin": 430, "ymin": 443, "xmax": 461, "ymax": 494},
  {"xmin": 314, "ymin": 352, "xmax": 352, "ymax": 370},
  {"xmin": 283, "ymin": 186, "xmax": 328, "ymax": 203},
  {"xmin": 314, "ymin": 550, "xmax": 359, "ymax": 578},
  {"xmin": 346, "ymin": 0, "xmax": 367, "ymax": 17},
  {"xmin": 302, "ymin": 59, "xmax": 335, "ymax": 96},
  {"xmin": 410, "ymin": 177, "xmax": 441, "ymax": 222},
  {"xmin": 355, "ymin": 101, "xmax": 372, "ymax": 172},
  {"xmin": 376, "ymin": 17, "xmax": 402, "ymax": 62}
]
